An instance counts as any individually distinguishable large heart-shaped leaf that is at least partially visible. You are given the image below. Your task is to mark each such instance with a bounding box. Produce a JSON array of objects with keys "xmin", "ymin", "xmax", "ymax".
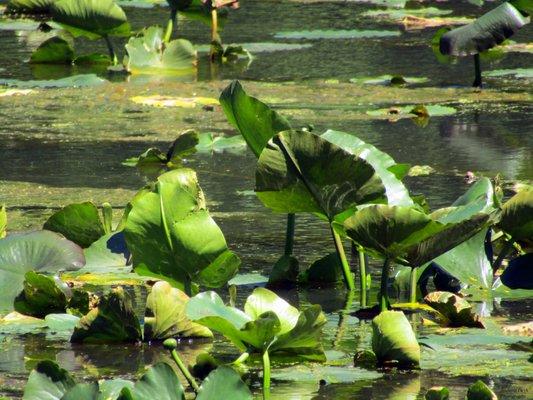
[
  {"xmin": 372, "ymin": 310, "xmax": 420, "ymax": 367},
  {"xmin": 43, "ymin": 202, "xmax": 105, "ymax": 248},
  {"xmin": 124, "ymin": 168, "xmax": 240, "ymax": 293},
  {"xmin": 498, "ymin": 188, "xmax": 533, "ymax": 241},
  {"xmin": 196, "ymin": 366, "xmax": 252, "ymax": 400},
  {"xmin": 186, "ymin": 288, "xmax": 326, "ymax": 358},
  {"xmin": 125, "ymin": 26, "xmax": 196, "ymax": 74},
  {"xmin": 342, "ymin": 203, "xmax": 492, "ymax": 267},
  {"xmin": 219, "ymin": 80, "xmax": 291, "ymax": 157},
  {"xmin": 256, "ymin": 130, "xmax": 386, "ymax": 219},
  {"xmin": 51, "ymin": 0, "xmax": 130, "ymax": 39},
  {"xmin": 6, "ymin": 0, "xmax": 57, "ymax": 15},
  {"xmin": 117, "ymin": 363, "xmax": 185, "ymax": 400},
  {"xmin": 70, "ymin": 287, "xmax": 142, "ymax": 343},
  {"xmin": 23, "ymin": 360, "xmax": 76, "ymax": 400},
  {"xmin": 0, "ymin": 230, "xmax": 84, "ymax": 312},
  {"xmin": 440, "ymin": 2, "xmax": 529, "ymax": 56},
  {"xmin": 321, "ymin": 129, "xmax": 413, "ymax": 207},
  {"xmin": 143, "ymin": 281, "xmax": 212, "ymax": 341},
  {"xmin": 60, "ymin": 383, "xmax": 100, "ymax": 400}
]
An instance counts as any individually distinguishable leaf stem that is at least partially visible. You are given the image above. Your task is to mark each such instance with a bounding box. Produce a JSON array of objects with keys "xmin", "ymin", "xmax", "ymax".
[
  {"xmin": 232, "ymin": 351, "xmax": 250, "ymax": 365},
  {"xmin": 492, "ymin": 238, "xmax": 515, "ymax": 274},
  {"xmin": 284, "ymin": 213, "xmax": 296, "ymax": 256},
  {"xmin": 330, "ymin": 225, "xmax": 355, "ymax": 291},
  {"xmin": 409, "ymin": 267, "xmax": 417, "ymax": 304},
  {"xmin": 169, "ymin": 347, "xmax": 199, "ymax": 392},
  {"xmin": 164, "ymin": 7, "xmax": 178, "ymax": 44},
  {"xmin": 359, "ymin": 250, "xmax": 367, "ymax": 307},
  {"xmin": 103, "ymin": 35, "xmax": 117, "ymax": 66},
  {"xmin": 473, "ymin": 53, "xmax": 482, "ymax": 88},
  {"xmin": 262, "ymin": 350, "xmax": 271, "ymax": 400},
  {"xmin": 101, "ymin": 202, "xmax": 113, "ymax": 234},
  {"xmin": 380, "ymin": 258, "xmax": 391, "ymax": 312}
]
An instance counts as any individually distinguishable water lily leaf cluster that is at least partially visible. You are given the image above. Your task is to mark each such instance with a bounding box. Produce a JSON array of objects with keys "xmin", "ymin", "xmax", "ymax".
[
  {"xmin": 424, "ymin": 291, "xmax": 484, "ymax": 328},
  {"xmin": 186, "ymin": 287, "xmax": 327, "ymax": 360}
]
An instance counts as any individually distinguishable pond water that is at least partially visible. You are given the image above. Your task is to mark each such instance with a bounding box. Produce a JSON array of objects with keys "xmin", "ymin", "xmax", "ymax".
[{"xmin": 0, "ymin": 0, "xmax": 532, "ymax": 399}]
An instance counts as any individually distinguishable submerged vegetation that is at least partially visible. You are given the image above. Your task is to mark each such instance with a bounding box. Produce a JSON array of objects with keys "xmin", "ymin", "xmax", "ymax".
[{"xmin": 0, "ymin": 0, "xmax": 531, "ymax": 399}]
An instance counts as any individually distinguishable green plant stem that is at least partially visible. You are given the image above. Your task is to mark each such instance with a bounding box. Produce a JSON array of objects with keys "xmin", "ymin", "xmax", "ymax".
[
  {"xmin": 101, "ymin": 202, "xmax": 113, "ymax": 234},
  {"xmin": 262, "ymin": 350, "xmax": 271, "ymax": 400},
  {"xmin": 492, "ymin": 238, "xmax": 515, "ymax": 274},
  {"xmin": 330, "ymin": 225, "xmax": 355, "ymax": 291},
  {"xmin": 359, "ymin": 250, "xmax": 367, "ymax": 307},
  {"xmin": 409, "ymin": 267, "xmax": 417, "ymax": 303},
  {"xmin": 284, "ymin": 213, "xmax": 296, "ymax": 256},
  {"xmin": 473, "ymin": 53, "xmax": 482, "ymax": 88},
  {"xmin": 380, "ymin": 258, "xmax": 391, "ymax": 312},
  {"xmin": 170, "ymin": 348, "xmax": 199, "ymax": 392},
  {"xmin": 103, "ymin": 35, "xmax": 117, "ymax": 66},
  {"xmin": 232, "ymin": 351, "xmax": 250, "ymax": 365},
  {"xmin": 164, "ymin": 7, "xmax": 178, "ymax": 44}
]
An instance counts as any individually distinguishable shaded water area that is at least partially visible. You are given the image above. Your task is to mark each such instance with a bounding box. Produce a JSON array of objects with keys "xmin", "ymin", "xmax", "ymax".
[{"xmin": 0, "ymin": 0, "xmax": 532, "ymax": 398}]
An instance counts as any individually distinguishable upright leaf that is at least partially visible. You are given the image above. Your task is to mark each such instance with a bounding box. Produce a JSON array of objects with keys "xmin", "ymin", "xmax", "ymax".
[
  {"xmin": 143, "ymin": 281, "xmax": 212, "ymax": 341},
  {"xmin": 51, "ymin": 0, "xmax": 130, "ymax": 39},
  {"xmin": 220, "ymin": 80, "xmax": 291, "ymax": 157},
  {"xmin": 440, "ymin": 2, "xmax": 529, "ymax": 56},
  {"xmin": 43, "ymin": 202, "xmax": 105, "ymax": 248},
  {"xmin": 196, "ymin": 366, "xmax": 252, "ymax": 400},
  {"xmin": 256, "ymin": 130, "xmax": 386, "ymax": 219},
  {"xmin": 124, "ymin": 169, "xmax": 240, "ymax": 292},
  {"xmin": 372, "ymin": 310, "xmax": 420, "ymax": 367},
  {"xmin": 70, "ymin": 287, "xmax": 142, "ymax": 343},
  {"xmin": 117, "ymin": 363, "xmax": 185, "ymax": 400},
  {"xmin": 23, "ymin": 360, "xmax": 76, "ymax": 400},
  {"xmin": 498, "ymin": 188, "xmax": 533, "ymax": 241}
]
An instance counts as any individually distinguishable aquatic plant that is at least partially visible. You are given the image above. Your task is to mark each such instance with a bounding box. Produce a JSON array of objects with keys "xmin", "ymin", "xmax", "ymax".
[
  {"xmin": 341, "ymin": 194, "xmax": 496, "ymax": 310},
  {"xmin": 22, "ymin": 358, "xmax": 252, "ymax": 399},
  {"xmin": 50, "ymin": 0, "xmax": 131, "ymax": 65},
  {"xmin": 372, "ymin": 310, "xmax": 420, "ymax": 368},
  {"xmin": 439, "ymin": 2, "xmax": 530, "ymax": 87},
  {"xmin": 124, "ymin": 25, "xmax": 197, "ymax": 74},
  {"xmin": 0, "ymin": 230, "xmax": 85, "ymax": 311},
  {"xmin": 187, "ymin": 287, "xmax": 326, "ymax": 398},
  {"xmin": 124, "ymin": 168, "xmax": 241, "ymax": 295}
]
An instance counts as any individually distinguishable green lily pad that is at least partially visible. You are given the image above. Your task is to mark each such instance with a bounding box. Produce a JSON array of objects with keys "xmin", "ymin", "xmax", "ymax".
[
  {"xmin": 0, "ymin": 230, "xmax": 84, "ymax": 312},
  {"xmin": 14, "ymin": 272, "xmax": 69, "ymax": 318},
  {"xmin": 372, "ymin": 310, "xmax": 420, "ymax": 367},
  {"xmin": 187, "ymin": 287, "xmax": 327, "ymax": 360},
  {"xmin": 117, "ymin": 362, "xmax": 185, "ymax": 400},
  {"xmin": 30, "ymin": 36, "xmax": 75, "ymax": 64},
  {"xmin": 0, "ymin": 18, "xmax": 41, "ymax": 31},
  {"xmin": 0, "ymin": 74, "xmax": 106, "ymax": 88},
  {"xmin": 51, "ymin": 0, "xmax": 130, "ymax": 39},
  {"xmin": 70, "ymin": 286, "xmax": 142, "ymax": 343},
  {"xmin": 274, "ymin": 29, "xmax": 400, "ymax": 40},
  {"xmin": 196, "ymin": 133, "xmax": 247, "ymax": 154},
  {"xmin": 195, "ymin": 366, "xmax": 252, "ymax": 400},
  {"xmin": 366, "ymin": 104, "xmax": 456, "ymax": 118},
  {"xmin": 425, "ymin": 386, "xmax": 450, "ymax": 400},
  {"xmin": 362, "ymin": 7, "xmax": 452, "ymax": 19},
  {"xmin": 124, "ymin": 168, "xmax": 240, "ymax": 293},
  {"xmin": 349, "ymin": 75, "xmax": 429, "ymax": 86},
  {"xmin": 22, "ymin": 360, "xmax": 76, "ymax": 400},
  {"xmin": 467, "ymin": 380, "xmax": 498, "ymax": 400},
  {"xmin": 485, "ymin": 68, "xmax": 533, "ymax": 78},
  {"xmin": 143, "ymin": 281, "xmax": 213, "ymax": 341},
  {"xmin": 124, "ymin": 26, "xmax": 196, "ymax": 74},
  {"xmin": 43, "ymin": 202, "xmax": 106, "ymax": 248},
  {"xmin": 424, "ymin": 291, "xmax": 484, "ymax": 328},
  {"xmin": 61, "ymin": 383, "xmax": 100, "ymax": 400}
]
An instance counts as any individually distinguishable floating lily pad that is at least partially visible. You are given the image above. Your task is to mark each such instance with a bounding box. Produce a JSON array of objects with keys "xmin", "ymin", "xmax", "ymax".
[
  {"xmin": 408, "ymin": 165, "xmax": 436, "ymax": 177},
  {"xmin": 486, "ymin": 68, "xmax": 533, "ymax": 79},
  {"xmin": 22, "ymin": 360, "xmax": 76, "ymax": 400},
  {"xmin": 130, "ymin": 95, "xmax": 219, "ymax": 108},
  {"xmin": 272, "ymin": 364, "xmax": 382, "ymax": 383},
  {"xmin": 349, "ymin": 75, "xmax": 429, "ymax": 86},
  {"xmin": 227, "ymin": 273, "xmax": 269, "ymax": 286},
  {"xmin": 366, "ymin": 104, "xmax": 456, "ymax": 119},
  {"xmin": 362, "ymin": 7, "xmax": 452, "ymax": 19},
  {"xmin": 196, "ymin": 133, "xmax": 247, "ymax": 154},
  {"xmin": 0, "ymin": 74, "xmax": 106, "ymax": 88},
  {"xmin": 274, "ymin": 29, "xmax": 400, "ymax": 40},
  {"xmin": 0, "ymin": 18, "xmax": 41, "ymax": 31},
  {"xmin": 0, "ymin": 88, "xmax": 33, "ymax": 97}
]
